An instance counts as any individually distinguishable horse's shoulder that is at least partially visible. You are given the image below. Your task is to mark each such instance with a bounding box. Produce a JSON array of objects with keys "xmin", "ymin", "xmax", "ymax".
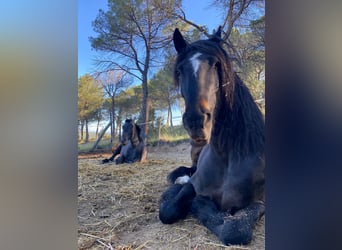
[
  {"xmin": 228, "ymin": 154, "xmax": 264, "ymax": 175},
  {"xmin": 197, "ymin": 145, "xmax": 225, "ymax": 168},
  {"xmin": 191, "ymin": 146, "xmax": 226, "ymax": 191}
]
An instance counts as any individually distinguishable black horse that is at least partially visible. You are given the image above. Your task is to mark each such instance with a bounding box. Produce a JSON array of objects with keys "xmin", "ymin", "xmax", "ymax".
[
  {"xmin": 102, "ymin": 119, "xmax": 146, "ymax": 164},
  {"xmin": 159, "ymin": 27, "xmax": 265, "ymax": 246}
]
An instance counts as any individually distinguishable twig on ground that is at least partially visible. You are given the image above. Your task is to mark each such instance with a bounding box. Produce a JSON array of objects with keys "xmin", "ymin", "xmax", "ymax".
[
  {"xmin": 134, "ymin": 240, "xmax": 151, "ymax": 250},
  {"xmin": 96, "ymin": 239, "xmax": 114, "ymax": 250},
  {"xmin": 80, "ymin": 232, "xmax": 106, "ymax": 241}
]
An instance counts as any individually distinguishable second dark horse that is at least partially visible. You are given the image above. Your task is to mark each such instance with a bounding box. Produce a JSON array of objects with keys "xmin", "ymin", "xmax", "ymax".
[{"xmin": 102, "ymin": 119, "xmax": 145, "ymax": 164}]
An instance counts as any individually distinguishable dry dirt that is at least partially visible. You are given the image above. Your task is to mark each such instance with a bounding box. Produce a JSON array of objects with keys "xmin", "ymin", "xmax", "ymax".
[{"xmin": 78, "ymin": 142, "xmax": 265, "ymax": 250}]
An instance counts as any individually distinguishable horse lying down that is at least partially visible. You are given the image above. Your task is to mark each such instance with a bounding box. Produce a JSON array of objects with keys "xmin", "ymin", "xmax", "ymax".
[
  {"xmin": 102, "ymin": 119, "xmax": 146, "ymax": 164},
  {"xmin": 159, "ymin": 27, "xmax": 265, "ymax": 246}
]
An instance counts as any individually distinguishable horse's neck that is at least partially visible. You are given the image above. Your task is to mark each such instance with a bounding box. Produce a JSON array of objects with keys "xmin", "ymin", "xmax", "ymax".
[
  {"xmin": 210, "ymin": 103, "xmax": 233, "ymax": 159},
  {"xmin": 211, "ymin": 81, "xmax": 264, "ymax": 159}
]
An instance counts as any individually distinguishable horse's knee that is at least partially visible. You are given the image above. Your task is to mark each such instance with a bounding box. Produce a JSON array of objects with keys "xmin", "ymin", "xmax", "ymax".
[
  {"xmin": 159, "ymin": 184, "xmax": 184, "ymax": 224},
  {"xmin": 220, "ymin": 216, "xmax": 253, "ymax": 245},
  {"xmin": 191, "ymin": 196, "xmax": 221, "ymax": 219},
  {"xmin": 159, "ymin": 200, "xmax": 185, "ymax": 224},
  {"xmin": 159, "ymin": 183, "xmax": 195, "ymax": 224}
]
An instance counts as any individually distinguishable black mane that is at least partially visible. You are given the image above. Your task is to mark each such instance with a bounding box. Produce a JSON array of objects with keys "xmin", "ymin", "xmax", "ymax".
[{"xmin": 214, "ymin": 73, "xmax": 264, "ymax": 161}]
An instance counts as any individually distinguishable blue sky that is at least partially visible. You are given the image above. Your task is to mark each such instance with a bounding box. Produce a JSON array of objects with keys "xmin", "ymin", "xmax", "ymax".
[{"xmin": 78, "ymin": 0, "xmax": 221, "ymax": 78}]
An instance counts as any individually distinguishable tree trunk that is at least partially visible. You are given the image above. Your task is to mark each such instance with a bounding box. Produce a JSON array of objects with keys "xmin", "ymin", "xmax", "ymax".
[
  {"xmin": 118, "ymin": 122, "xmax": 122, "ymax": 142},
  {"xmin": 116, "ymin": 111, "xmax": 122, "ymax": 142},
  {"xmin": 111, "ymin": 96, "xmax": 116, "ymax": 144},
  {"xmin": 166, "ymin": 107, "xmax": 170, "ymax": 127},
  {"xmin": 109, "ymin": 112, "xmax": 113, "ymax": 143},
  {"xmin": 95, "ymin": 118, "xmax": 100, "ymax": 138},
  {"xmin": 140, "ymin": 39, "xmax": 151, "ymax": 145},
  {"xmin": 85, "ymin": 119, "xmax": 89, "ymax": 143},
  {"xmin": 80, "ymin": 120, "xmax": 84, "ymax": 141},
  {"xmin": 157, "ymin": 117, "xmax": 162, "ymax": 146},
  {"xmin": 169, "ymin": 104, "xmax": 173, "ymax": 128},
  {"xmin": 141, "ymin": 74, "xmax": 149, "ymax": 144},
  {"xmin": 150, "ymin": 108, "xmax": 155, "ymax": 130},
  {"xmin": 90, "ymin": 121, "xmax": 111, "ymax": 152},
  {"xmin": 167, "ymin": 100, "xmax": 173, "ymax": 128}
]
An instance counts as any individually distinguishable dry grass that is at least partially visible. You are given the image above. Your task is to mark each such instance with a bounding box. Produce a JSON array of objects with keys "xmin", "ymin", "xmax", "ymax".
[{"xmin": 78, "ymin": 143, "xmax": 264, "ymax": 250}]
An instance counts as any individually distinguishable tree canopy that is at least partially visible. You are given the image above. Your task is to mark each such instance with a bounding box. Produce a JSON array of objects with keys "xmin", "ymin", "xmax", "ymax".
[
  {"xmin": 78, "ymin": 74, "xmax": 104, "ymax": 142},
  {"xmin": 90, "ymin": 0, "xmax": 182, "ymax": 142},
  {"xmin": 82, "ymin": 0, "xmax": 265, "ymax": 143},
  {"xmin": 78, "ymin": 74, "xmax": 104, "ymax": 122}
]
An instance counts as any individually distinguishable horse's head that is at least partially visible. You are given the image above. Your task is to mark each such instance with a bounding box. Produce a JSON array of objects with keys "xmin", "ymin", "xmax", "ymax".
[
  {"xmin": 173, "ymin": 27, "xmax": 233, "ymax": 143},
  {"xmin": 121, "ymin": 119, "xmax": 135, "ymax": 145}
]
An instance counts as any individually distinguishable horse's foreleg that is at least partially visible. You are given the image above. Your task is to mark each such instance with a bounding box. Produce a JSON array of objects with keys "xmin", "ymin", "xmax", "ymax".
[
  {"xmin": 159, "ymin": 183, "xmax": 195, "ymax": 224},
  {"xmin": 102, "ymin": 154, "xmax": 118, "ymax": 164},
  {"xmin": 191, "ymin": 196, "xmax": 225, "ymax": 236},
  {"xmin": 104, "ymin": 153, "xmax": 116, "ymax": 163},
  {"xmin": 102, "ymin": 158, "xmax": 110, "ymax": 164},
  {"xmin": 102, "ymin": 145, "xmax": 123, "ymax": 164},
  {"xmin": 219, "ymin": 201, "xmax": 265, "ymax": 245},
  {"xmin": 110, "ymin": 144, "xmax": 122, "ymax": 161},
  {"xmin": 192, "ymin": 196, "xmax": 264, "ymax": 245},
  {"xmin": 167, "ymin": 166, "xmax": 197, "ymax": 184}
]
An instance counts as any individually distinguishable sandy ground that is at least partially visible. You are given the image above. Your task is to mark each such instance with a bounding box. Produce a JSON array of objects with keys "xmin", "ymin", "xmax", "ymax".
[{"xmin": 78, "ymin": 142, "xmax": 265, "ymax": 250}]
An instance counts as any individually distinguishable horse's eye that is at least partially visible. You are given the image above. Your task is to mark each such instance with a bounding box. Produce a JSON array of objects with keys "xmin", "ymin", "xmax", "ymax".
[{"xmin": 214, "ymin": 61, "xmax": 221, "ymax": 69}]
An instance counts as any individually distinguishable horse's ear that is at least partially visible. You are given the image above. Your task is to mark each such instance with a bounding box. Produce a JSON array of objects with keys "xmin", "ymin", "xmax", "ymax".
[
  {"xmin": 210, "ymin": 26, "xmax": 223, "ymax": 43},
  {"xmin": 173, "ymin": 28, "xmax": 187, "ymax": 53}
]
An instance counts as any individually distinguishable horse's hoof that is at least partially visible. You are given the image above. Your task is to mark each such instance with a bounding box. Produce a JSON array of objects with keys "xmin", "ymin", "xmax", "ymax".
[
  {"xmin": 219, "ymin": 217, "xmax": 253, "ymax": 245},
  {"xmin": 102, "ymin": 159, "xmax": 109, "ymax": 164}
]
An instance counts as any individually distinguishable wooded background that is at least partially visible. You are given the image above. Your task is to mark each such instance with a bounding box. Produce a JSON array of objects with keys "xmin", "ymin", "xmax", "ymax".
[{"xmin": 78, "ymin": 0, "xmax": 265, "ymax": 149}]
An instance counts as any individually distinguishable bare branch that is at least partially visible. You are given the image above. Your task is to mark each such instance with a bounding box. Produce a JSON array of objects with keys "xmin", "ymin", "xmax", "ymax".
[
  {"xmin": 173, "ymin": 7, "xmax": 211, "ymax": 38},
  {"xmin": 93, "ymin": 59, "xmax": 143, "ymax": 82}
]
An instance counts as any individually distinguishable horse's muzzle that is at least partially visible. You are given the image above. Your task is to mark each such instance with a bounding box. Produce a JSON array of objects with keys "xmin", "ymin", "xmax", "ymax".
[{"xmin": 183, "ymin": 113, "xmax": 209, "ymax": 141}]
